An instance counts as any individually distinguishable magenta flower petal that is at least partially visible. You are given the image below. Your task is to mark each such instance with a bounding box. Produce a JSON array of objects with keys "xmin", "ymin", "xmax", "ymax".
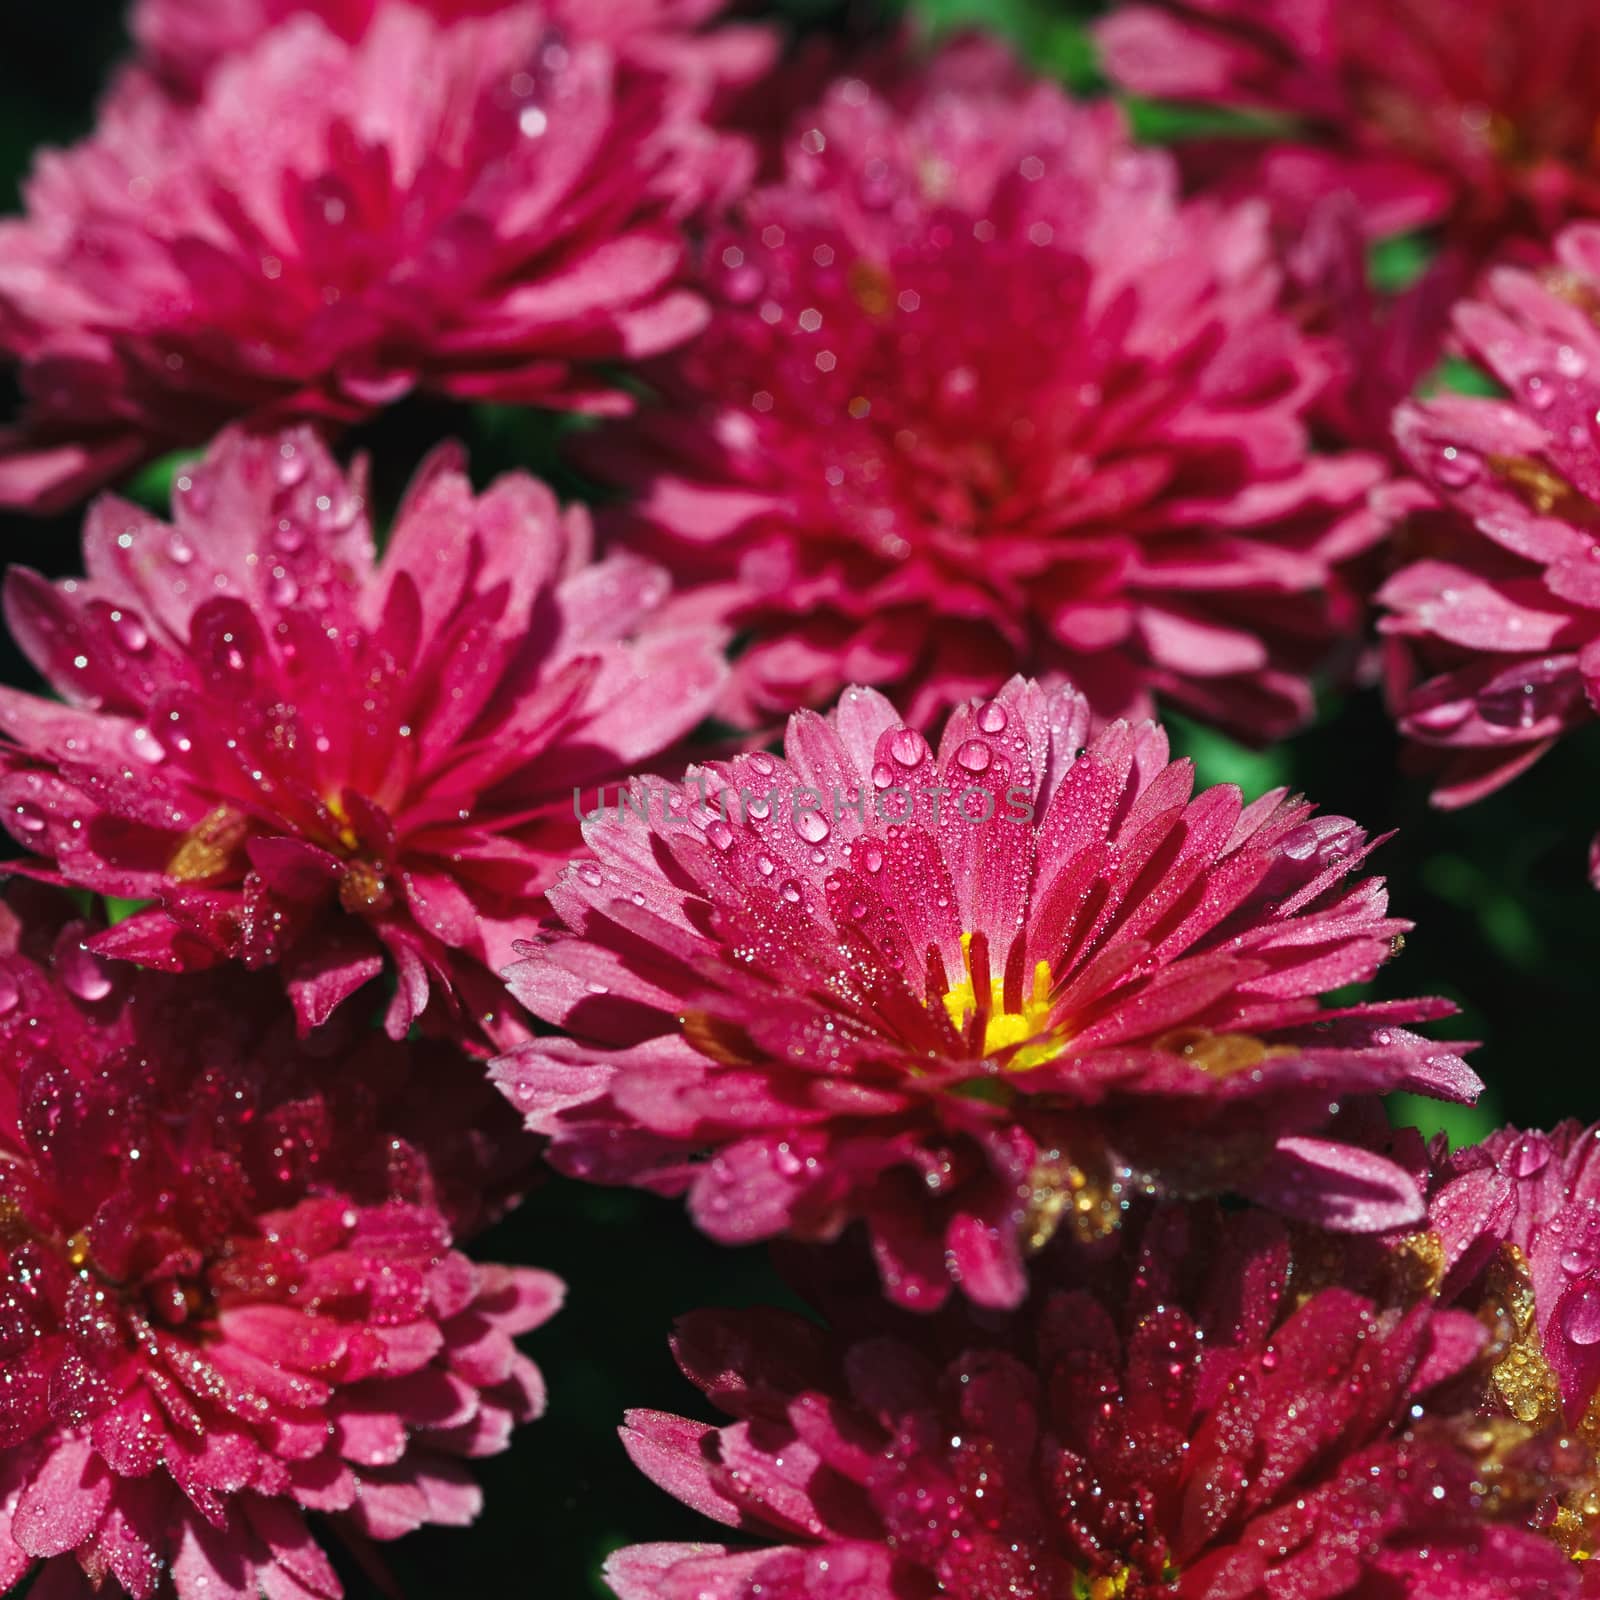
[
  {"xmin": 0, "ymin": 426, "xmax": 727, "ymax": 1046},
  {"xmin": 0, "ymin": 893, "xmax": 557, "ymax": 1599},
  {"xmin": 0, "ymin": 3, "xmax": 761, "ymax": 509},
  {"xmin": 494, "ymin": 675, "xmax": 1476, "ymax": 1309},
  {"xmin": 607, "ymin": 1205, "xmax": 1584, "ymax": 1598},
  {"xmin": 1095, "ymin": 0, "xmax": 1600, "ymax": 249},
  {"xmin": 1378, "ymin": 223, "xmax": 1600, "ymax": 864},
  {"xmin": 582, "ymin": 39, "xmax": 1386, "ymax": 737}
]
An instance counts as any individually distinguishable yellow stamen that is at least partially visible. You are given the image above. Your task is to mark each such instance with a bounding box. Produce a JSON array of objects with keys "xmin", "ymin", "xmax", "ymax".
[
  {"xmin": 166, "ymin": 804, "xmax": 249, "ymax": 883},
  {"xmin": 941, "ymin": 933, "xmax": 1061, "ymax": 1068}
]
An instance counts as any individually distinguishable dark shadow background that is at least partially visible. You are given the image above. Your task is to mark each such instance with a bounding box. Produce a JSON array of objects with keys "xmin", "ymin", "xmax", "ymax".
[{"xmin": 2, "ymin": 2, "xmax": 1598, "ymax": 1594}]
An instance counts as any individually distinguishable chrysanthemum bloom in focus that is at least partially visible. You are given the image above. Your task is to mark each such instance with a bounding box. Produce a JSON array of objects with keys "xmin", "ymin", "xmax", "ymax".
[
  {"xmin": 0, "ymin": 426, "xmax": 727, "ymax": 1043},
  {"xmin": 494, "ymin": 676, "xmax": 1478, "ymax": 1310},
  {"xmin": 0, "ymin": 895, "xmax": 561, "ymax": 1599},
  {"xmin": 585, "ymin": 40, "xmax": 1386, "ymax": 735},
  {"xmin": 1376, "ymin": 222, "xmax": 1600, "ymax": 884},
  {"xmin": 0, "ymin": 0, "xmax": 743, "ymax": 513},
  {"xmin": 132, "ymin": 0, "xmax": 777, "ymax": 109},
  {"xmin": 605, "ymin": 1203, "xmax": 1580, "ymax": 1599}
]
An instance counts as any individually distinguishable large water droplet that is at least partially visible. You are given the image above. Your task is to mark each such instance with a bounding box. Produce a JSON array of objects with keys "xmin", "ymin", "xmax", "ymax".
[
  {"xmin": 795, "ymin": 810, "xmax": 830, "ymax": 844},
  {"xmin": 871, "ymin": 761, "xmax": 895, "ymax": 790},
  {"xmin": 955, "ymin": 739, "xmax": 992, "ymax": 773},
  {"xmin": 779, "ymin": 879, "xmax": 802, "ymax": 904},
  {"xmin": 890, "ymin": 728, "xmax": 926, "ymax": 767},
  {"xmin": 11, "ymin": 802, "xmax": 46, "ymax": 835},
  {"xmin": 166, "ymin": 532, "xmax": 195, "ymax": 566},
  {"xmin": 977, "ymin": 701, "xmax": 1008, "ymax": 734},
  {"xmin": 1430, "ymin": 443, "xmax": 1482, "ymax": 489},
  {"xmin": 705, "ymin": 820, "xmax": 735, "ymax": 851},
  {"xmin": 1510, "ymin": 1132, "xmax": 1551, "ymax": 1178},
  {"xmin": 126, "ymin": 727, "xmax": 165, "ymax": 765},
  {"xmin": 109, "ymin": 611, "xmax": 149, "ymax": 653},
  {"xmin": 59, "ymin": 942, "xmax": 113, "ymax": 1003}
]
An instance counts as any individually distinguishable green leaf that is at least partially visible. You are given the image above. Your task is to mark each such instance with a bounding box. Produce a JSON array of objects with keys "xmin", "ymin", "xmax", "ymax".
[
  {"xmin": 1387, "ymin": 1091, "xmax": 1501, "ymax": 1152},
  {"xmin": 1423, "ymin": 354, "xmax": 1506, "ymax": 399},
  {"xmin": 1123, "ymin": 97, "xmax": 1293, "ymax": 143},
  {"xmin": 907, "ymin": 0, "xmax": 1102, "ymax": 92},
  {"xmin": 1162, "ymin": 712, "xmax": 1293, "ymax": 796},
  {"xmin": 123, "ymin": 450, "xmax": 202, "ymax": 511},
  {"xmin": 102, "ymin": 896, "xmax": 153, "ymax": 926},
  {"xmin": 1368, "ymin": 232, "xmax": 1432, "ymax": 294}
]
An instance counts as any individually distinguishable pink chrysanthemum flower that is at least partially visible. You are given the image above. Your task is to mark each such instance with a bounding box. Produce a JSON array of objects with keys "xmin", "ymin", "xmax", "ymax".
[
  {"xmin": 493, "ymin": 676, "xmax": 1478, "ymax": 1311},
  {"xmin": 0, "ymin": 1, "xmax": 743, "ymax": 513},
  {"xmin": 1386, "ymin": 1118, "xmax": 1600, "ymax": 1563},
  {"xmin": 0, "ymin": 425, "xmax": 727, "ymax": 1043},
  {"xmin": 1096, "ymin": 0, "xmax": 1600, "ymax": 250},
  {"xmin": 584, "ymin": 40, "xmax": 1386, "ymax": 736},
  {"xmin": 0, "ymin": 897, "xmax": 561, "ymax": 1600},
  {"xmin": 1375, "ymin": 222, "xmax": 1600, "ymax": 882},
  {"xmin": 132, "ymin": 0, "xmax": 777, "ymax": 106},
  {"xmin": 605, "ymin": 1204, "xmax": 1578, "ymax": 1600}
]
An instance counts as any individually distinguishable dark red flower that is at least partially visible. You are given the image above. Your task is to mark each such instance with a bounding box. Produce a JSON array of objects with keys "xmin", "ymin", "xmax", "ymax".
[
  {"xmin": 0, "ymin": 894, "xmax": 558, "ymax": 1599},
  {"xmin": 607, "ymin": 1205, "xmax": 1580, "ymax": 1598}
]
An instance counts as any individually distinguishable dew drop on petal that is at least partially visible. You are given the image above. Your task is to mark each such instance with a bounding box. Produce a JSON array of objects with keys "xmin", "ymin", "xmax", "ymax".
[
  {"xmin": 109, "ymin": 611, "xmax": 149, "ymax": 653},
  {"xmin": 11, "ymin": 803, "xmax": 46, "ymax": 835},
  {"xmin": 779, "ymin": 879, "xmax": 802, "ymax": 904},
  {"xmin": 795, "ymin": 810, "xmax": 830, "ymax": 844},
  {"xmin": 1562, "ymin": 1286, "xmax": 1600, "ymax": 1347},
  {"xmin": 890, "ymin": 728, "xmax": 926, "ymax": 767},
  {"xmin": 977, "ymin": 701, "xmax": 1008, "ymax": 734},
  {"xmin": 1430, "ymin": 443, "xmax": 1482, "ymax": 488},
  {"xmin": 955, "ymin": 739, "xmax": 992, "ymax": 773},
  {"xmin": 706, "ymin": 820, "xmax": 735, "ymax": 851},
  {"xmin": 1510, "ymin": 1132, "xmax": 1551, "ymax": 1178},
  {"xmin": 871, "ymin": 762, "xmax": 895, "ymax": 790},
  {"xmin": 127, "ymin": 727, "xmax": 165, "ymax": 765},
  {"xmin": 60, "ymin": 942, "xmax": 113, "ymax": 1003}
]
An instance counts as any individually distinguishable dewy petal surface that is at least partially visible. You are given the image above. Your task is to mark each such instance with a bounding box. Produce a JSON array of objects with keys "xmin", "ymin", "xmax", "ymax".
[
  {"xmin": 0, "ymin": 425, "xmax": 727, "ymax": 1045},
  {"xmin": 605, "ymin": 1204, "xmax": 1583, "ymax": 1599},
  {"xmin": 494, "ymin": 675, "xmax": 1477, "ymax": 1310},
  {"xmin": 0, "ymin": 1, "xmax": 752, "ymax": 509},
  {"xmin": 0, "ymin": 889, "xmax": 558, "ymax": 1600},
  {"xmin": 584, "ymin": 38, "xmax": 1386, "ymax": 737}
]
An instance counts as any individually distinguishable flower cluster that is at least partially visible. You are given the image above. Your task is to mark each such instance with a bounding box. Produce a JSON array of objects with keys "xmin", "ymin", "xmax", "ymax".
[{"xmin": 4, "ymin": 0, "xmax": 1600, "ymax": 1592}]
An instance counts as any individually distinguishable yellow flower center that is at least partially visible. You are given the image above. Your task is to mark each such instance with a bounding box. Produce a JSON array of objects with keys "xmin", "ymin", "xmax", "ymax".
[{"xmin": 940, "ymin": 933, "xmax": 1061, "ymax": 1068}]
